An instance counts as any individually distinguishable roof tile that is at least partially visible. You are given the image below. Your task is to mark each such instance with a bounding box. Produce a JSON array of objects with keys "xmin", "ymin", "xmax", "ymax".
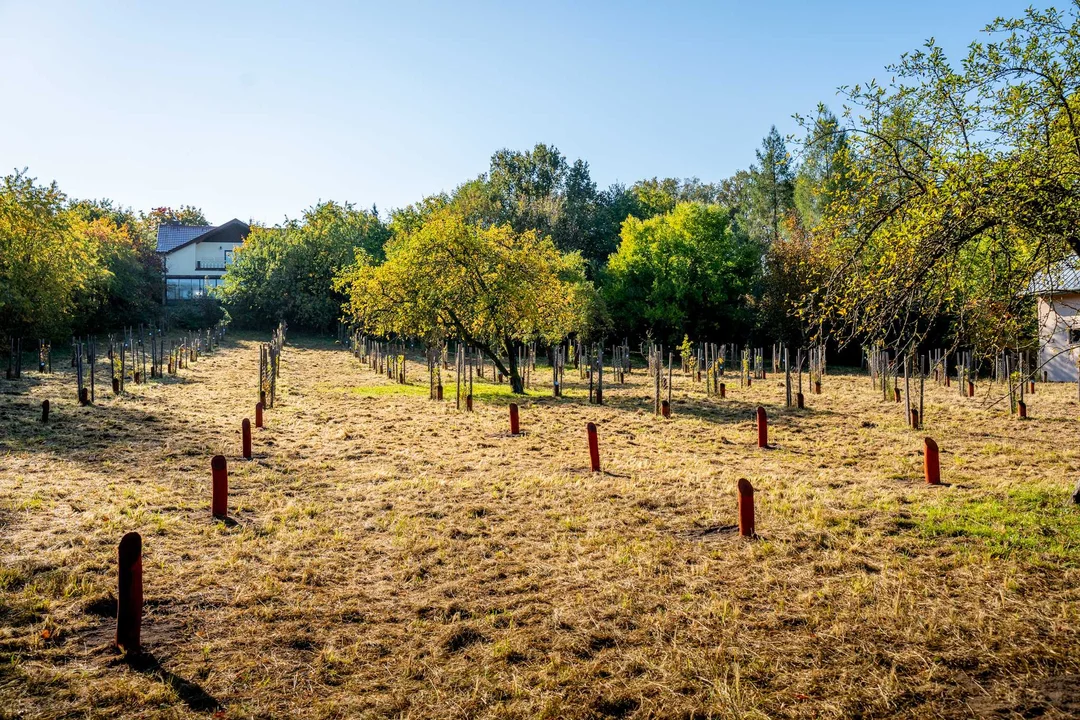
[{"xmin": 156, "ymin": 224, "xmax": 215, "ymax": 253}]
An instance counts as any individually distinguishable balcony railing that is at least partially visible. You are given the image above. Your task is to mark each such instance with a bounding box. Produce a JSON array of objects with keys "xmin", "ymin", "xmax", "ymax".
[{"xmin": 196, "ymin": 260, "xmax": 227, "ymax": 270}]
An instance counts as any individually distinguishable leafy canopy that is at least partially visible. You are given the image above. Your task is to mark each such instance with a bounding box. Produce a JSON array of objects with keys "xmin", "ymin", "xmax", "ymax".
[
  {"xmin": 802, "ymin": 4, "xmax": 1080, "ymax": 349},
  {"xmin": 336, "ymin": 202, "xmax": 595, "ymax": 392},
  {"xmin": 603, "ymin": 202, "xmax": 760, "ymax": 346},
  {"xmin": 221, "ymin": 201, "xmax": 389, "ymax": 331}
]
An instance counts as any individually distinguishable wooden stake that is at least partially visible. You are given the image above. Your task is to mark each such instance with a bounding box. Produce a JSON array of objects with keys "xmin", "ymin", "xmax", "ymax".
[
  {"xmin": 587, "ymin": 422, "xmax": 600, "ymax": 472},
  {"xmin": 116, "ymin": 532, "xmax": 143, "ymax": 654},
  {"xmin": 737, "ymin": 478, "xmax": 755, "ymax": 538}
]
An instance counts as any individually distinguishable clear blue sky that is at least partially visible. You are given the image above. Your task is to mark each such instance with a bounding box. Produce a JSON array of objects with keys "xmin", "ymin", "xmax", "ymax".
[{"xmin": 0, "ymin": 0, "xmax": 1047, "ymax": 225}]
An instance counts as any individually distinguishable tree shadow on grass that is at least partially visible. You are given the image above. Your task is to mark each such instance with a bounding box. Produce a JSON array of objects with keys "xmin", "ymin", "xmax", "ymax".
[
  {"xmin": 0, "ymin": 372, "xmax": 47, "ymax": 395},
  {"xmin": 0, "ymin": 393, "xmax": 189, "ymax": 458}
]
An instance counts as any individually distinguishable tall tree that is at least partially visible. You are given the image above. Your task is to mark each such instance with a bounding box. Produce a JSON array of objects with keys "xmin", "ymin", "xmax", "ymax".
[
  {"xmin": 793, "ymin": 107, "xmax": 853, "ymax": 231},
  {"xmin": 552, "ymin": 158, "xmax": 599, "ymax": 259},
  {"xmin": 748, "ymin": 126, "xmax": 795, "ymax": 244},
  {"xmin": 488, "ymin": 143, "xmax": 568, "ymax": 236}
]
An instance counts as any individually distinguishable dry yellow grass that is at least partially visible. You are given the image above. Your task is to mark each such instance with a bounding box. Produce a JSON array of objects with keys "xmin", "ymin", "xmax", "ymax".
[{"xmin": 2, "ymin": 333, "xmax": 1079, "ymax": 719}]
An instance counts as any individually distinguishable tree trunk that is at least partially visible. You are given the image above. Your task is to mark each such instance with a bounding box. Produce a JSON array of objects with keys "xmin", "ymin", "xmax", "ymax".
[
  {"xmin": 460, "ymin": 336, "xmax": 524, "ymax": 395},
  {"xmin": 504, "ymin": 338, "xmax": 524, "ymax": 394}
]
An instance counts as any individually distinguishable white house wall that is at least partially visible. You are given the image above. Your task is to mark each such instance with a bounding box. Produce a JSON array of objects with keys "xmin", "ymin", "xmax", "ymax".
[
  {"xmin": 195, "ymin": 241, "xmax": 236, "ymax": 268},
  {"xmin": 164, "ymin": 243, "xmax": 199, "ymax": 276},
  {"xmin": 1038, "ymin": 293, "xmax": 1080, "ymax": 382},
  {"xmin": 164, "ymin": 240, "xmax": 242, "ymax": 276}
]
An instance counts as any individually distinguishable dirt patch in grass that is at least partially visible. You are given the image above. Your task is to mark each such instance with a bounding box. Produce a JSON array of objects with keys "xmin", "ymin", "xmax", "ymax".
[{"xmin": 2, "ymin": 333, "xmax": 1080, "ymax": 718}]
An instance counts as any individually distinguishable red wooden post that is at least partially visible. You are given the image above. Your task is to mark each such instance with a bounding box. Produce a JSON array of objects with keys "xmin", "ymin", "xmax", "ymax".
[
  {"xmin": 437, "ymin": 384, "xmax": 443, "ymax": 401},
  {"xmin": 255, "ymin": 402, "xmax": 264, "ymax": 428},
  {"xmin": 587, "ymin": 422, "xmax": 600, "ymax": 472},
  {"xmin": 910, "ymin": 408, "xmax": 920, "ymax": 429},
  {"xmin": 466, "ymin": 394, "xmax": 473, "ymax": 412},
  {"xmin": 211, "ymin": 455, "xmax": 228, "ymax": 516},
  {"xmin": 1018, "ymin": 400, "xmax": 1027, "ymax": 419},
  {"xmin": 242, "ymin": 419, "xmax": 252, "ymax": 460},
  {"xmin": 41, "ymin": 399, "xmax": 49, "ymax": 423},
  {"xmin": 924, "ymin": 437, "xmax": 940, "ymax": 485},
  {"xmin": 112, "ymin": 377, "xmax": 120, "ymax": 395},
  {"xmin": 80, "ymin": 387, "xmax": 90, "ymax": 406},
  {"xmin": 661, "ymin": 400, "xmax": 671, "ymax": 418},
  {"xmin": 719, "ymin": 382, "xmax": 726, "ymax": 398},
  {"xmin": 509, "ymin": 403, "xmax": 520, "ymax": 435},
  {"xmin": 756, "ymin": 406, "xmax": 768, "ymax": 449},
  {"xmin": 116, "ymin": 532, "xmax": 143, "ymax": 653},
  {"xmin": 796, "ymin": 392, "xmax": 804, "ymax": 409},
  {"xmin": 259, "ymin": 390, "xmax": 266, "ymax": 408},
  {"xmin": 815, "ymin": 380, "xmax": 821, "ymax": 395},
  {"xmin": 893, "ymin": 387, "xmax": 901, "ymax": 402},
  {"xmin": 967, "ymin": 380, "xmax": 975, "ymax": 398},
  {"xmin": 1029, "ymin": 380, "xmax": 1035, "ymax": 394},
  {"xmin": 737, "ymin": 478, "xmax": 755, "ymax": 538},
  {"xmin": 747, "ymin": 377, "xmax": 752, "ymax": 388}
]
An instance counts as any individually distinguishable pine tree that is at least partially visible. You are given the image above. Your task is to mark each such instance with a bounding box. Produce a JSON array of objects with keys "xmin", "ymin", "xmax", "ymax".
[{"xmin": 748, "ymin": 126, "xmax": 795, "ymax": 244}]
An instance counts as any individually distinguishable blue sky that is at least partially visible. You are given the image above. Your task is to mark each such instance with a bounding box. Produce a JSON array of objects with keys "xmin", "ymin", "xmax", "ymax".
[{"xmin": 0, "ymin": 0, "xmax": 1046, "ymax": 225}]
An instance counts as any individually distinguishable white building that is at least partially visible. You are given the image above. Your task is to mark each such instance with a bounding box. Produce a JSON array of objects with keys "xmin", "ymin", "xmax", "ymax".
[
  {"xmin": 156, "ymin": 219, "xmax": 249, "ymax": 302},
  {"xmin": 1034, "ymin": 258, "xmax": 1080, "ymax": 382}
]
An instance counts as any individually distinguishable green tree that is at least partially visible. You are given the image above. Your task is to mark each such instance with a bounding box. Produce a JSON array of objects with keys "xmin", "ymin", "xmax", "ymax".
[
  {"xmin": 748, "ymin": 127, "xmax": 795, "ymax": 244},
  {"xmin": 488, "ymin": 143, "xmax": 568, "ymax": 236},
  {"xmin": 630, "ymin": 177, "xmax": 725, "ymax": 220},
  {"xmin": 793, "ymin": 107, "xmax": 853, "ymax": 231},
  {"xmin": 142, "ymin": 205, "xmax": 209, "ymax": 230},
  {"xmin": 67, "ymin": 198, "xmax": 163, "ymax": 331},
  {"xmin": 802, "ymin": 4, "xmax": 1080, "ymax": 350},
  {"xmin": 0, "ymin": 171, "xmax": 105, "ymax": 338},
  {"xmin": 337, "ymin": 203, "xmax": 595, "ymax": 393},
  {"xmin": 221, "ymin": 201, "xmax": 390, "ymax": 331},
  {"xmin": 552, "ymin": 159, "xmax": 598, "ymax": 258},
  {"xmin": 603, "ymin": 202, "xmax": 759, "ymax": 345},
  {"xmin": 589, "ymin": 182, "xmax": 641, "ymax": 266}
]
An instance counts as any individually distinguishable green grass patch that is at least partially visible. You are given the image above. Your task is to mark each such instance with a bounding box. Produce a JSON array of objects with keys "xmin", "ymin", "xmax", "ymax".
[
  {"xmin": 318, "ymin": 378, "xmax": 563, "ymax": 403},
  {"xmin": 914, "ymin": 488, "xmax": 1080, "ymax": 562}
]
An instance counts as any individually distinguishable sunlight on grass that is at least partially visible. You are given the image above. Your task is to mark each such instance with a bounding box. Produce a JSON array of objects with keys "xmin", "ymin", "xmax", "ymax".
[{"xmin": 915, "ymin": 489, "xmax": 1080, "ymax": 562}]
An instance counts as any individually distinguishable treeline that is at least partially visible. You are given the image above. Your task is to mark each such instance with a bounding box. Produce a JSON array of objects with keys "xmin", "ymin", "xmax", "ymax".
[
  {"xmin": 220, "ymin": 126, "xmax": 839, "ymax": 350},
  {"xmin": 0, "ymin": 169, "xmax": 211, "ymax": 339},
  {"xmin": 7, "ymin": 4, "xmax": 1075, "ymax": 366}
]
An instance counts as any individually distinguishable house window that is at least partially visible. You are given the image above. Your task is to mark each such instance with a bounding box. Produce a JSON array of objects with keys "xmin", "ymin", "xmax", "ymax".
[
  {"xmin": 224, "ymin": 250, "xmax": 234, "ymax": 266},
  {"xmin": 166, "ymin": 278, "xmax": 209, "ymax": 301},
  {"xmin": 1070, "ymin": 328, "xmax": 1080, "ymax": 344}
]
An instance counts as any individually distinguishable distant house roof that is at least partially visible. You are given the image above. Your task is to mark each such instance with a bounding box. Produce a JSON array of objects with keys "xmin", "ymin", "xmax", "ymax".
[
  {"xmin": 1031, "ymin": 256, "xmax": 1080, "ymax": 295},
  {"xmin": 156, "ymin": 224, "xmax": 213, "ymax": 252},
  {"xmin": 156, "ymin": 219, "xmax": 250, "ymax": 253}
]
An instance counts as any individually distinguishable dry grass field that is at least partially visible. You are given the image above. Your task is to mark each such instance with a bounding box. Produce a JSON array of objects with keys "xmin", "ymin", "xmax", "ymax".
[{"xmin": 2, "ymin": 333, "xmax": 1079, "ymax": 719}]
